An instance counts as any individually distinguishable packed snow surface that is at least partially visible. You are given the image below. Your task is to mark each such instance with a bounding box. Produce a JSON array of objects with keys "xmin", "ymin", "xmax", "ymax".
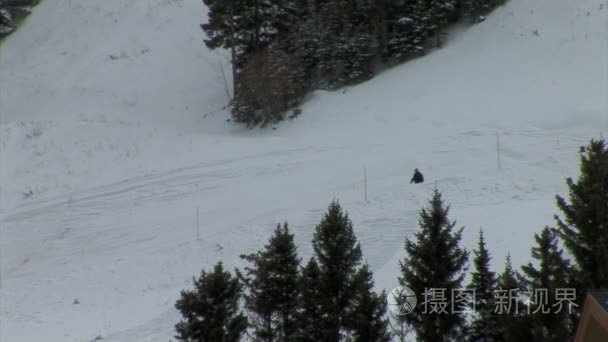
[{"xmin": 1, "ymin": 0, "xmax": 607, "ymax": 340}]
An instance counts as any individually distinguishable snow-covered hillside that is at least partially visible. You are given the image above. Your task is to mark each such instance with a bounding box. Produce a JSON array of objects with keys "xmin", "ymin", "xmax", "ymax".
[{"xmin": 1, "ymin": 0, "xmax": 606, "ymax": 340}]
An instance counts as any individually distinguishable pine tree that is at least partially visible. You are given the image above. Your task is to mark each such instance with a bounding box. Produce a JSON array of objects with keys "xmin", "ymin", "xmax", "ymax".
[
  {"xmin": 343, "ymin": 0, "xmax": 378, "ymax": 83},
  {"xmin": 0, "ymin": 0, "xmax": 39, "ymax": 38},
  {"xmin": 398, "ymin": 189, "xmax": 469, "ymax": 341},
  {"xmin": 426, "ymin": 0, "xmax": 458, "ymax": 47},
  {"xmin": 295, "ymin": 258, "xmax": 324, "ymax": 341},
  {"xmin": 467, "ymin": 229, "xmax": 500, "ymax": 342},
  {"xmin": 494, "ymin": 254, "xmax": 532, "ymax": 341},
  {"xmin": 240, "ymin": 222, "xmax": 301, "ymax": 341},
  {"xmin": 312, "ymin": 200, "xmax": 363, "ymax": 340},
  {"xmin": 462, "ymin": 0, "xmax": 483, "ymax": 23},
  {"xmin": 350, "ymin": 264, "xmax": 392, "ymax": 342},
  {"xmin": 387, "ymin": 0, "xmax": 430, "ymax": 60},
  {"xmin": 462, "ymin": 0, "xmax": 501, "ymax": 23},
  {"xmin": 0, "ymin": 5, "xmax": 14, "ymax": 36},
  {"xmin": 520, "ymin": 227, "xmax": 572, "ymax": 341},
  {"xmin": 555, "ymin": 139, "xmax": 608, "ymax": 290},
  {"xmin": 175, "ymin": 262, "xmax": 247, "ymax": 342},
  {"xmin": 342, "ymin": 30, "xmax": 377, "ymax": 83},
  {"xmin": 201, "ymin": 0, "xmax": 248, "ymax": 98}
]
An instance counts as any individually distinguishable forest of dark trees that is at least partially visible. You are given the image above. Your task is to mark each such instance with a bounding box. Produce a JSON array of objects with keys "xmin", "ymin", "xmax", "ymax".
[{"xmin": 201, "ymin": 0, "xmax": 507, "ymax": 126}]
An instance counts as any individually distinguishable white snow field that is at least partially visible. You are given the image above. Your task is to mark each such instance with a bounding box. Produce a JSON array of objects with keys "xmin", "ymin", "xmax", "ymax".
[{"xmin": 0, "ymin": 0, "xmax": 606, "ymax": 340}]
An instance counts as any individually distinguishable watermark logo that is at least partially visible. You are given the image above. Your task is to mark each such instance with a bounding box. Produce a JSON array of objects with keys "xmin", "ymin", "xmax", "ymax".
[
  {"xmin": 387, "ymin": 286, "xmax": 417, "ymax": 315},
  {"xmin": 387, "ymin": 286, "xmax": 578, "ymax": 315}
]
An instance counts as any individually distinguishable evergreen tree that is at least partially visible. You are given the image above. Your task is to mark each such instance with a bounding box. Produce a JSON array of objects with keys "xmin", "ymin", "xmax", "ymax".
[
  {"xmin": 343, "ymin": 0, "xmax": 378, "ymax": 83},
  {"xmin": 0, "ymin": 0, "xmax": 39, "ymax": 38},
  {"xmin": 467, "ymin": 229, "xmax": 500, "ymax": 342},
  {"xmin": 0, "ymin": 5, "xmax": 14, "ymax": 36},
  {"xmin": 288, "ymin": 15, "xmax": 322, "ymax": 87},
  {"xmin": 387, "ymin": 0, "xmax": 431, "ymax": 60},
  {"xmin": 295, "ymin": 258, "xmax": 324, "ymax": 341},
  {"xmin": 240, "ymin": 222, "xmax": 301, "ymax": 341},
  {"xmin": 312, "ymin": 200, "xmax": 363, "ymax": 340},
  {"xmin": 462, "ymin": 0, "xmax": 482, "ymax": 23},
  {"xmin": 494, "ymin": 254, "xmax": 531, "ymax": 341},
  {"xmin": 201, "ymin": 0, "xmax": 247, "ymax": 98},
  {"xmin": 426, "ymin": 0, "xmax": 459, "ymax": 47},
  {"xmin": 398, "ymin": 189, "xmax": 469, "ymax": 341},
  {"xmin": 520, "ymin": 227, "xmax": 572, "ymax": 341},
  {"xmin": 175, "ymin": 262, "xmax": 247, "ymax": 342},
  {"xmin": 350, "ymin": 264, "xmax": 392, "ymax": 342},
  {"xmin": 342, "ymin": 29, "xmax": 377, "ymax": 83},
  {"xmin": 555, "ymin": 139, "xmax": 608, "ymax": 290}
]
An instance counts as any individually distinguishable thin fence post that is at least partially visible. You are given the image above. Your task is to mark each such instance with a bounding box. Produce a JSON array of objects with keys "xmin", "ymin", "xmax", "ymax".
[
  {"xmin": 196, "ymin": 206, "xmax": 200, "ymax": 241},
  {"xmin": 497, "ymin": 133, "xmax": 502, "ymax": 170},
  {"xmin": 364, "ymin": 166, "xmax": 368, "ymax": 202}
]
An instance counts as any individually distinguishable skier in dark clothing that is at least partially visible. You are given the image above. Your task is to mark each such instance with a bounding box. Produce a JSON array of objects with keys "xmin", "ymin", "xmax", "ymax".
[{"xmin": 410, "ymin": 168, "xmax": 424, "ymax": 184}]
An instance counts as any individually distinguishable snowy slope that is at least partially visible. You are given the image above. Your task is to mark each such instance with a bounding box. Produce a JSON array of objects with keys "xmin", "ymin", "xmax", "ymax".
[{"xmin": 1, "ymin": 0, "xmax": 607, "ymax": 340}]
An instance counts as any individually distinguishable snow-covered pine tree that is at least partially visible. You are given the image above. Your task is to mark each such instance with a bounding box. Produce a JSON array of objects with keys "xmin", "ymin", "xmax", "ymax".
[
  {"xmin": 0, "ymin": 0, "xmax": 40, "ymax": 38},
  {"xmin": 398, "ymin": 189, "xmax": 469, "ymax": 341},
  {"xmin": 426, "ymin": 0, "xmax": 458, "ymax": 47},
  {"xmin": 342, "ymin": 30, "xmax": 377, "ymax": 83},
  {"xmin": 387, "ymin": 0, "xmax": 431, "ymax": 60},
  {"xmin": 343, "ymin": 0, "xmax": 378, "ymax": 83},
  {"xmin": 288, "ymin": 15, "xmax": 322, "ymax": 88},
  {"xmin": 0, "ymin": 5, "xmax": 14, "ymax": 36},
  {"xmin": 174, "ymin": 262, "xmax": 247, "ymax": 342},
  {"xmin": 240, "ymin": 222, "xmax": 301, "ymax": 341},
  {"xmin": 466, "ymin": 228, "xmax": 501, "ymax": 342}
]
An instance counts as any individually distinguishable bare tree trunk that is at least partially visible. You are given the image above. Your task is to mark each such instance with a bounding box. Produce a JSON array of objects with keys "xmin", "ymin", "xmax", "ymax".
[{"xmin": 231, "ymin": 44, "xmax": 237, "ymax": 100}]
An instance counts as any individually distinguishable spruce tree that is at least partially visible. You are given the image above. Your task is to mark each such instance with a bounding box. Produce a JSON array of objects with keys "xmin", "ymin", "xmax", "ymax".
[
  {"xmin": 312, "ymin": 200, "xmax": 363, "ymax": 340},
  {"xmin": 426, "ymin": 0, "xmax": 457, "ymax": 47},
  {"xmin": 0, "ymin": 5, "xmax": 14, "ymax": 36},
  {"xmin": 295, "ymin": 258, "xmax": 324, "ymax": 341},
  {"xmin": 494, "ymin": 254, "xmax": 532, "ymax": 341},
  {"xmin": 398, "ymin": 189, "xmax": 469, "ymax": 341},
  {"xmin": 350, "ymin": 264, "xmax": 392, "ymax": 342},
  {"xmin": 175, "ymin": 262, "xmax": 247, "ymax": 342},
  {"xmin": 387, "ymin": 0, "xmax": 431, "ymax": 60},
  {"xmin": 462, "ymin": 0, "xmax": 483, "ymax": 23},
  {"xmin": 201, "ymin": 0, "xmax": 247, "ymax": 98},
  {"xmin": 467, "ymin": 229, "xmax": 500, "ymax": 342},
  {"xmin": 240, "ymin": 222, "xmax": 301, "ymax": 341},
  {"xmin": 555, "ymin": 139, "xmax": 608, "ymax": 290},
  {"xmin": 520, "ymin": 227, "xmax": 572, "ymax": 341}
]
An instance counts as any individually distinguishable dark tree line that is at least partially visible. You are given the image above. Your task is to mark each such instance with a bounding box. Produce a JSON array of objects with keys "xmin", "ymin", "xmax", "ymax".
[
  {"xmin": 175, "ymin": 138, "xmax": 608, "ymax": 341},
  {"xmin": 176, "ymin": 201, "xmax": 390, "ymax": 341},
  {"xmin": 0, "ymin": 0, "xmax": 39, "ymax": 39},
  {"xmin": 200, "ymin": 0, "xmax": 507, "ymax": 126}
]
